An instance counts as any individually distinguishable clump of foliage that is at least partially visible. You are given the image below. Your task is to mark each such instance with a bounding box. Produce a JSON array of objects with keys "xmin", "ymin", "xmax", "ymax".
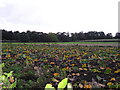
[
  {"xmin": 45, "ymin": 78, "xmax": 73, "ymax": 90},
  {"xmin": 0, "ymin": 63, "xmax": 17, "ymax": 89}
]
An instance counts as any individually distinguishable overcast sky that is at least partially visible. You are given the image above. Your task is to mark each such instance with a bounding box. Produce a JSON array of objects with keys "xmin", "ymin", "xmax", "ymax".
[{"xmin": 0, "ymin": 0, "xmax": 119, "ymax": 36}]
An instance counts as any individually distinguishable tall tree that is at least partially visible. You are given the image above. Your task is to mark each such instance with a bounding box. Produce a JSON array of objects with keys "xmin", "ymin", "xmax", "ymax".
[
  {"xmin": 115, "ymin": 32, "xmax": 120, "ymax": 39},
  {"xmin": 19, "ymin": 32, "xmax": 29, "ymax": 42},
  {"xmin": 14, "ymin": 31, "xmax": 20, "ymax": 41},
  {"xmin": 106, "ymin": 33, "xmax": 113, "ymax": 39},
  {"xmin": 47, "ymin": 33, "xmax": 59, "ymax": 42}
]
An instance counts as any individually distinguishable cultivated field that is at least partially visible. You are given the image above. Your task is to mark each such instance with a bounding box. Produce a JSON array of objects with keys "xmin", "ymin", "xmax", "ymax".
[
  {"xmin": 2, "ymin": 41, "xmax": 119, "ymax": 46},
  {"xmin": 1, "ymin": 43, "xmax": 120, "ymax": 89}
]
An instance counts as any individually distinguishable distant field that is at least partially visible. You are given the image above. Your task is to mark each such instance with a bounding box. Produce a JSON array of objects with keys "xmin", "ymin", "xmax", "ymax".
[
  {"xmin": 1, "ymin": 42, "xmax": 119, "ymax": 44},
  {"xmin": 1, "ymin": 41, "xmax": 119, "ymax": 47},
  {"xmin": 1, "ymin": 39, "xmax": 119, "ymax": 45}
]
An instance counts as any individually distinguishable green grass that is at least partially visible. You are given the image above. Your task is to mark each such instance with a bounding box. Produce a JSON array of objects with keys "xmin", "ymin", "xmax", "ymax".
[{"xmin": 1, "ymin": 42, "xmax": 118, "ymax": 45}]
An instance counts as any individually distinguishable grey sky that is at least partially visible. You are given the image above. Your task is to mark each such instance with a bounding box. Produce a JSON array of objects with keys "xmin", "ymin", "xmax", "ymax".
[{"xmin": 0, "ymin": 0, "xmax": 119, "ymax": 36}]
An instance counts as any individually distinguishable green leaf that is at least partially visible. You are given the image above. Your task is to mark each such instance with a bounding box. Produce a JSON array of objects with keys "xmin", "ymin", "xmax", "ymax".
[
  {"xmin": 2, "ymin": 86, "xmax": 7, "ymax": 88},
  {"xmin": 67, "ymin": 83, "xmax": 73, "ymax": 90},
  {"xmin": 104, "ymin": 69, "xmax": 111, "ymax": 74},
  {"xmin": 0, "ymin": 75, "xmax": 6, "ymax": 81},
  {"xmin": 45, "ymin": 84, "xmax": 55, "ymax": 90},
  {"xmin": 4, "ymin": 71, "xmax": 13, "ymax": 78},
  {"xmin": 96, "ymin": 75, "xmax": 102, "ymax": 81},
  {"xmin": 0, "ymin": 63, "xmax": 4, "ymax": 73},
  {"xmin": 109, "ymin": 84, "xmax": 117, "ymax": 88},
  {"xmin": 58, "ymin": 78, "xmax": 68, "ymax": 90},
  {"xmin": 2, "ymin": 63, "xmax": 5, "ymax": 68},
  {"xmin": 9, "ymin": 81, "xmax": 17, "ymax": 88}
]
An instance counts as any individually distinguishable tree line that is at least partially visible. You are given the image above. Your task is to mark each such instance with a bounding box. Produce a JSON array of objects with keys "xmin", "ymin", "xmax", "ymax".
[{"xmin": 1, "ymin": 29, "xmax": 120, "ymax": 42}]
